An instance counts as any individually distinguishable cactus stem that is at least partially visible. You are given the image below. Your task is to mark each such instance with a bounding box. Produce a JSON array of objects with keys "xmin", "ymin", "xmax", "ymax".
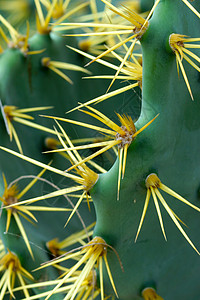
[
  {"xmin": 135, "ymin": 173, "xmax": 200, "ymax": 255},
  {"xmin": 0, "ymin": 250, "xmax": 33, "ymax": 299}
]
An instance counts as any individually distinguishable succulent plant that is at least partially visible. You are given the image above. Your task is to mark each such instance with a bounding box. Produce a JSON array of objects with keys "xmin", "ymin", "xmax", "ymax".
[{"xmin": 0, "ymin": 0, "xmax": 200, "ymax": 299}]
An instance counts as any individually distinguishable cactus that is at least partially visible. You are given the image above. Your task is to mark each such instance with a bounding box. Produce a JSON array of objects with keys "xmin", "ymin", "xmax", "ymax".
[{"xmin": 0, "ymin": 0, "xmax": 200, "ymax": 299}]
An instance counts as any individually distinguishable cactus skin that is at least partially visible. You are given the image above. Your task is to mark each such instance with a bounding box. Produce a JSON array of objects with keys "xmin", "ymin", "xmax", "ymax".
[
  {"xmin": 0, "ymin": 0, "xmax": 200, "ymax": 299},
  {"xmin": 91, "ymin": 0, "xmax": 200, "ymax": 299},
  {"xmin": 140, "ymin": 0, "xmax": 154, "ymax": 12}
]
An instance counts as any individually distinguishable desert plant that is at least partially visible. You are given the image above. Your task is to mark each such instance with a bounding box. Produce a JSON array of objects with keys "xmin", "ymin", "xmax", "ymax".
[{"xmin": 0, "ymin": 0, "xmax": 200, "ymax": 299}]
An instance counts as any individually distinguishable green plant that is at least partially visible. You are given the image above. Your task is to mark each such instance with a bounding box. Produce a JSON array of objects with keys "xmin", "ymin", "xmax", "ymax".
[{"xmin": 0, "ymin": 0, "xmax": 200, "ymax": 299}]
